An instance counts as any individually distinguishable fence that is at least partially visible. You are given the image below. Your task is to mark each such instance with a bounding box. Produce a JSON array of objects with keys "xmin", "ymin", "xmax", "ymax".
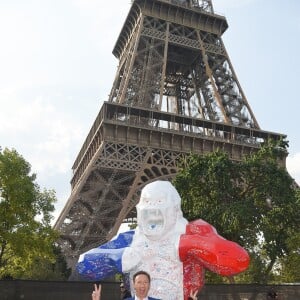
[{"xmin": 0, "ymin": 280, "xmax": 299, "ymax": 300}]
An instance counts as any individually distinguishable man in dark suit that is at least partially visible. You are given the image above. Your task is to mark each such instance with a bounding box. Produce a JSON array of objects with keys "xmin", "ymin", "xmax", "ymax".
[{"xmin": 124, "ymin": 270, "xmax": 160, "ymax": 300}]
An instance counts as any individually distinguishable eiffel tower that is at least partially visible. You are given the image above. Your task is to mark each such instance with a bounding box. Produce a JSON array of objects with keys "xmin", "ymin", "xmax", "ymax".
[{"xmin": 54, "ymin": 0, "xmax": 285, "ymax": 268}]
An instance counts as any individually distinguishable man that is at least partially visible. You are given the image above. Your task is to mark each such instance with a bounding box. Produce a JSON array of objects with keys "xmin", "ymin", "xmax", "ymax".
[
  {"xmin": 90, "ymin": 271, "xmax": 160, "ymax": 300},
  {"xmin": 120, "ymin": 282, "xmax": 131, "ymax": 299},
  {"xmin": 125, "ymin": 271, "xmax": 160, "ymax": 300}
]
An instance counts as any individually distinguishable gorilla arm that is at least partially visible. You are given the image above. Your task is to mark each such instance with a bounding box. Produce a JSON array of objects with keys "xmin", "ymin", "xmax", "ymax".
[
  {"xmin": 179, "ymin": 219, "xmax": 250, "ymax": 276},
  {"xmin": 76, "ymin": 230, "xmax": 135, "ymax": 280}
]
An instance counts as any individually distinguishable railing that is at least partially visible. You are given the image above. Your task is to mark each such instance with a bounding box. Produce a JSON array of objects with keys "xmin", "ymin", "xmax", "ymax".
[
  {"xmin": 72, "ymin": 102, "xmax": 286, "ymax": 172},
  {"xmin": 160, "ymin": 0, "xmax": 214, "ymax": 13}
]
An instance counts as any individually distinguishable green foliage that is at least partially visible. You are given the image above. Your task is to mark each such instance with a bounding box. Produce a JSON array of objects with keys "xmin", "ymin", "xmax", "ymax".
[
  {"xmin": 276, "ymin": 230, "xmax": 300, "ymax": 283},
  {"xmin": 0, "ymin": 147, "xmax": 60, "ymax": 279},
  {"xmin": 20, "ymin": 245, "xmax": 71, "ymax": 280},
  {"xmin": 173, "ymin": 140, "xmax": 300, "ymax": 283},
  {"xmin": 128, "ymin": 222, "xmax": 137, "ymax": 230}
]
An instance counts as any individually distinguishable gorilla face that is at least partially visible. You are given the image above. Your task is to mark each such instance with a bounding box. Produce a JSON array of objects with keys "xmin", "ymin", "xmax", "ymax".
[
  {"xmin": 138, "ymin": 201, "xmax": 176, "ymax": 240},
  {"xmin": 137, "ymin": 181, "xmax": 180, "ymax": 240}
]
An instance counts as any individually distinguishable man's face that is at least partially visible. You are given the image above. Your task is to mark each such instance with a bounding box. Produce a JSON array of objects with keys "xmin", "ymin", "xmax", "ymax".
[{"xmin": 133, "ymin": 274, "xmax": 150, "ymax": 298}]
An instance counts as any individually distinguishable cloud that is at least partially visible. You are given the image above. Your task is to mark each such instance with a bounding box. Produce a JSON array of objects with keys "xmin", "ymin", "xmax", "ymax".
[
  {"xmin": 213, "ymin": 0, "xmax": 257, "ymax": 12},
  {"xmin": 286, "ymin": 153, "xmax": 300, "ymax": 186},
  {"xmin": 72, "ymin": 0, "xmax": 130, "ymax": 34},
  {"xmin": 0, "ymin": 87, "xmax": 84, "ymax": 186},
  {"xmin": 0, "ymin": 87, "xmax": 88, "ymax": 224}
]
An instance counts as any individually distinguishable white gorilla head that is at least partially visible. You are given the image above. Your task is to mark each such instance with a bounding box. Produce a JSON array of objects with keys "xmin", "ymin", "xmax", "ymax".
[{"xmin": 136, "ymin": 180, "xmax": 187, "ymax": 240}]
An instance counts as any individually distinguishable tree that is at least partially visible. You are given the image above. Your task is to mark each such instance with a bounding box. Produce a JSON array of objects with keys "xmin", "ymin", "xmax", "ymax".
[
  {"xmin": 21, "ymin": 245, "xmax": 71, "ymax": 280},
  {"xmin": 276, "ymin": 212, "xmax": 300, "ymax": 283},
  {"xmin": 0, "ymin": 147, "xmax": 59, "ymax": 279},
  {"xmin": 173, "ymin": 140, "xmax": 300, "ymax": 283}
]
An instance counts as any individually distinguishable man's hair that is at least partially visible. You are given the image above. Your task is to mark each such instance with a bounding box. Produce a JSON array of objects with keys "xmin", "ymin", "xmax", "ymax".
[{"xmin": 133, "ymin": 270, "xmax": 151, "ymax": 283}]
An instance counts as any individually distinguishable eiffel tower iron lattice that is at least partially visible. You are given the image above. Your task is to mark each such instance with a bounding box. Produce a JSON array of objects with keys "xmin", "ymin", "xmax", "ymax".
[{"xmin": 54, "ymin": 0, "xmax": 286, "ymax": 269}]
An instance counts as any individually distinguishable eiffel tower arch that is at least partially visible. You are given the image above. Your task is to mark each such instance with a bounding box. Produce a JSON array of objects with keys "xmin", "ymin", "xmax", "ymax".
[{"xmin": 54, "ymin": 0, "xmax": 285, "ymax": 269}]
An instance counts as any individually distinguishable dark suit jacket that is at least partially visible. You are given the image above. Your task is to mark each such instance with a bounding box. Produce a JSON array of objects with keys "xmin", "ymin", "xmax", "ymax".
[{"xmin": 122, "ymin": 290, "xmax": 132, "ymax": 299}]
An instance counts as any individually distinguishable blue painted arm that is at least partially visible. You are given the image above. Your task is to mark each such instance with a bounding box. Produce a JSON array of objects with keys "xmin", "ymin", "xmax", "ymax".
[{"xmin": 76, "ymin": 230, "xmax": 134, "ymax": 280}]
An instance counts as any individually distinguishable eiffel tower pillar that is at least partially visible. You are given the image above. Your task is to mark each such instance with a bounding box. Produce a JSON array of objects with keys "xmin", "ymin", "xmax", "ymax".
[{"xmin": 54, "ymin": 0, "xmax": 285, "ymax": 269}]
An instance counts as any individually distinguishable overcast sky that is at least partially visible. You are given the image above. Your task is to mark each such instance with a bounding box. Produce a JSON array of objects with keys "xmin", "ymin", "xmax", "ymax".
[{"xmin": 0, "ymin": 0, "xmax": 299, "ymax": 222}]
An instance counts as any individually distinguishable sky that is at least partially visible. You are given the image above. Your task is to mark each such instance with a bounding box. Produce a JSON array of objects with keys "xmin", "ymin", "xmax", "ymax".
[{"xmin": 0, "ymin": 0, "xmax": 299, "ymax": 223}]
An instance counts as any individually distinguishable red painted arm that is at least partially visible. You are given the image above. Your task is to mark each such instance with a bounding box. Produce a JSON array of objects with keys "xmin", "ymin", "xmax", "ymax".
[
  {"xmin": 179, "ymin": 219, "xmax": 250, "ymax": 276},
  {"xmin": 179, "ymin": 220, "xmax": 250, "ymax": 299}
]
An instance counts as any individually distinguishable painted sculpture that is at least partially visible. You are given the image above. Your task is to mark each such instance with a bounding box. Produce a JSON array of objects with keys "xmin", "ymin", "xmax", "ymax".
[{"xmin": 77, "ymin": 181, "xmax": 250, "ymax": 300}]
